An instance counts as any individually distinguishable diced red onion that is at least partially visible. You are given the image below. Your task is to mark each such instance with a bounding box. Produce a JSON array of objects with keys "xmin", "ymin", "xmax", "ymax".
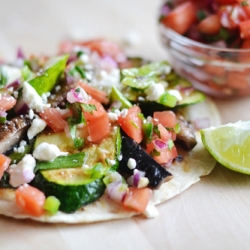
[
  {"xmin": 7, "ymin": 79, "xmax": 21, "ymax": 89},
  {"xmin": 0, "ymin": 110, "xmax": 7, "ymax": 117},
  {"xmin": 66, "ymin": 75, "xmax": 75, "ymax": 85},
  {"xmin": 153, "ymin": 139, "xmax": 168, "ymax": 151},
  {"xmin": 100, "ymin": 56, "xmax": 118, "ymax": 72},
  {"xmin": 17, "ymin": 47, "xmax": 25, "ymax": 59},
  {"xmin": 193, "ymin": 117, "xmax": 211, "ymax": 130},
  {"xmin": 220, "ymin": 13, "xmax": 231, "ymax": 28},
  {"xmin": 14, "ymin": 99, "xmax": 29, "ymax": 115},
  {"xmin": 133, "ymin": 170, "xmax": 145, "ymax": 187},
  {"xmin": 106, "ymin": 181, "xmax": 127, "ymax": 202},
  {"xmin": 178, "ymin": 86, "xmax": 195, "ymax": 94},
  {"xmin": 210, "ymin": 40, "xmax": 227, "ymax": 48},
  {"xmin": 160, "ymin": 5, "xmax": 171, "ymax": 16},
  {"xmin": 67, "ymin": 55, "xmax": 78, "ymax": 65},
  {"xmin": 66, "ymin": 87, "xmax": 89, "ymax": 103}
]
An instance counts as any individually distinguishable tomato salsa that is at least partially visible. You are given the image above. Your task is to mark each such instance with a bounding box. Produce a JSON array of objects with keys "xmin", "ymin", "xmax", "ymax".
[{"xmin": 160, "ymin": 0, "xmax": 250, "ymax": 49}]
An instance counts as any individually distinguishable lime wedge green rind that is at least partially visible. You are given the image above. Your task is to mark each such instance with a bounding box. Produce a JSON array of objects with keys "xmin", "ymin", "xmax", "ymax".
[{"xmin": 200, "ymin": 121, "xmax": 250, "ymax": 175}]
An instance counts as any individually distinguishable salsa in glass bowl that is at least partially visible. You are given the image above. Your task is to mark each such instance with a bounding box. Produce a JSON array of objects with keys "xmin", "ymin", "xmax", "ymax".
[{"xmin": 159, "ymin": 0, "xmax": 250, "ymax": 98}]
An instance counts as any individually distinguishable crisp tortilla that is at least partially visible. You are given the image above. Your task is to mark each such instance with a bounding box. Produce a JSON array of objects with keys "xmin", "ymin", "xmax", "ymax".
[{"xmin": 0, "ymin": 98, "xmax": 221, "ymax": 223}]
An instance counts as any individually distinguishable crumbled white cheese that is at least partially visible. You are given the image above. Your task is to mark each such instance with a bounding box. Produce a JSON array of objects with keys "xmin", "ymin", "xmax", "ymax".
[
  {"xmin": 138, "ymin": 96, "xmax": 145, "ymax": 101},
  {"xmin": 1, "ymin": 65, "xmax": 22, "ymax": 86},
  {"xmin": 107, "ymin": 159, "xmax": 116, "ymax": 166},
  {"xmin": 143, "ymin": 204, "xmax": 159, "ymax": 219},
  {"xmin": 145, "ymin": 83, "xmax": 165, "ymax": 101},
  {"xmin": 138, "ymin": 177, "xmax": 149, "ymax": 188},
  {"xmin": 108, "ymin": 112, "xmax": 119, "ymax": 122},
  {"xmin": 117, "ymin": 154, "xmax": 123, "ymax": 161},
  {"xmin": 80, "ymin": 53, "xmax": 89, "ymax": 64},
  {"xmin": 28, "ymin": 109, "xmax": 34, "ymax": 120},
  {"xmin": 93, "ymin": 68, "xmax": 120, "ymax": 92},
  {"xmin": 168, "ymin": 89, "xmax": 182, "ymax": 101},
  {"xmin": 19, "ymin": 140, "xmax": 27, "ymax": 147},
  {"xmin": 22, "ymin": 82, "xmax": 51, "ymax": 112},
  {"xmin": 14, "ymin": 145, "xmax": 25, "ymax": 153},
  {"xmin": 27, "ymin": 117, "xmax": 47, "ymax": 140},
  {"xmin": 13, "ymin": 91, "xmax": 18, "ymax": 99},
  {"xmin": 127, "ymin": 158, "xmax": 136, "ymax": 169},
  {"xmin": 82, "ymin": 164, "xmax": 90, "ymax": 171},
  {"xmin": 146, "ymin": 116, "xmax": 153, "ymax": 123},
  {"xmin": 33, "ymin": 142, "xmax": 67, "ymax": 162},
  {"xmin": 120, "ymin": 108, "xmax": 128, "ymax": 118},
  {"xmin": 55, "ymin": 85, "xmax": 61, "ymax": 92},
  {"xmin": 9, "ymin": 154, "xmax": 36, "ymax": 187},
  {"xmin": 107, "ymin": 171, "xmax": 123, "ymax": 182},
  {"xmin": 7, "ymin": 87, "xmax": 14, "ymax": 93},
  {"xmin": 114, "ymin": 109, "xmax": 121, "ymax": 116}
]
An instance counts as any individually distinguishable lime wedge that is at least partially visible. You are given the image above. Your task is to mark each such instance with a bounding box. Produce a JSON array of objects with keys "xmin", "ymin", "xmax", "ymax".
[{"xmin": 200, "ymin": 121, "xmax": 250, "ymax": 174}]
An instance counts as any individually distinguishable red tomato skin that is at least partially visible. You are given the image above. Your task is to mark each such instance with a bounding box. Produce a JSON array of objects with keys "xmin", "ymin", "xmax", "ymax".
[
  {"xmin": 82, "ymin": 98, "xmax": 110, "ymax": 142},
  {"xmin": 118, "ymin": 106, "xmax": 143, "ymax": 143},
  {"xmin": 122, "ymin": 187, "xmax": 151, "ymax": 213},
  {"xmin": 15, "ymin": 184, "xmax": 46, "ymax": 217},
  {"xmin": 153, "ymin": 111, "xmax": 176, "ymax": 128},
  {"xmin": 239, "ymin": 20, "xmax": 250, "ymax": 39},
  {"xmin": 0, "ymin": 93, "xmax": 16, "ymax": 111},
  {"xmin": 161, "ymin": 1, "xmax": 197, "ymax": 35},
  {"xmin": 198, "ymin": 15, "xmax": 221, "ymax": 35},
  {"xmin": 0, "ymin": 154, "xmax": 11, "ymax": 179},
  {"xmin": 77, "ymin": 81, "xmax": 109, "ymax": 105},
  {"xmin": 39, "ymin": 108, "xmax": 67, "ymax": 133},
  {"xmin": 87, "ymin": 112, "xmax": 110, "ymax": 143},
  {"xmin": 146, "ymin": 141, "xmax": 178, "ymax": 164},
  {"xmin": 215, "ymin": 0, "xmax": 237, "ymax": 4}
]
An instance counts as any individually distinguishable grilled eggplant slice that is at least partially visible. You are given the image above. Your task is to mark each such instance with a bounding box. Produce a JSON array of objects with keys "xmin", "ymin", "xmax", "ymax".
[{"xmin": 0, "ymin": 116, "xmax": 31, "ymax": 154}]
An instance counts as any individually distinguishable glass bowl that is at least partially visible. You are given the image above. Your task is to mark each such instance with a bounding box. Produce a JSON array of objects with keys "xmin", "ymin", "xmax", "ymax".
[{"xmin": 159, "ymin": 24, "xmax": 250, "ymax": 98}]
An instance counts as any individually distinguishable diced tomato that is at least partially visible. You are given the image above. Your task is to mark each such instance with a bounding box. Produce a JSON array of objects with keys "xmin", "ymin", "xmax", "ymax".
[
  {"xmin": 58, "ymin": 41, "xmax": 75, "ymax": 54},
  {"xmin": 83, "ymin": 99, "xmax": 110, "ymax": 142},
  {"xmin": 76, "ymin": 81, "xmax": 109, "ymax": 105},
  {"xmin": 238, "ymin": 0, "xmax": 250, "ymax": 17},
  {"xmin": 0, "ymin": 93, "xmax": 16, "ymax": 111},
  {"xmin": 215, "ymin": 0, "xmax": 237, "ymax": 4},
  {"xmin": 226, "ymin": 70, "xmax": 250, "ymax": 89},
  {"xmin": 146, "ymin": 140, "xmax": 178, "ymax": 164},
  {"xmin": 75, "ymin": 39, "xmax": 126, "ymax": 62},
  {"xmin": 39, "ymin": 108, "xmax": 68, "ymax": 133},
  {"xmin": 219, "ymin": 5, "xmax": 248, "ymax": 29},
  {"xmin": 153, "ymin": 111, "xmax": 176, "ymax": 128},
  {"xmin": 118, "ymin": 106, "xmax": 143, "ymax": 143},
  {"xmin": 203, "ymin": 63, "xmax": 226, "ymax": 77},
  {"xmin": 122, "ymin": 187, "xmax": 151, "ymax": 213},
  {"xmin": 15, "ymin": 184, "xmax": 46, "ymax": 217},
  {"xmin": 83, "ymin": 98, "xmax": 106, "ymax": 122},
  {"xmin": 198, "ymin": 15, "xmax": 221, "ymax": 35},
  {"xmin": 87, "ymin": 112, "xmax": 110, "ymax": 142},
  {"xmin": 241, "ymin": 37, "xmax": 250, "ymax": 48},
  {"xmin": 161, "ymin": 1, "xmax": 197, "ymax": 35},
  {"xmin": 59, "ymin": 39, "xmax": 126, "ymax": 62},
  {"xmin": 239, "ymin": 20, "xmax": 250, "ymax": 39},
  {"xmin": 157, "ymin": 124, "xmax": 171, "ymax": 141},
  {"xmin": 239, "ymin": 38, "xmax": 250, "ymax": 62},
  {"xmin": 0, "ymin": 154, "xmax": 11, "ymax": 180}
]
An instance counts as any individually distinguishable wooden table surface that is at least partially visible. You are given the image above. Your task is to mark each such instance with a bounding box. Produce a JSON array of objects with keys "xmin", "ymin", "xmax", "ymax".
[{"xmin": 1, "ymin": 1, "xmax": 250, "ymax": 249}]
